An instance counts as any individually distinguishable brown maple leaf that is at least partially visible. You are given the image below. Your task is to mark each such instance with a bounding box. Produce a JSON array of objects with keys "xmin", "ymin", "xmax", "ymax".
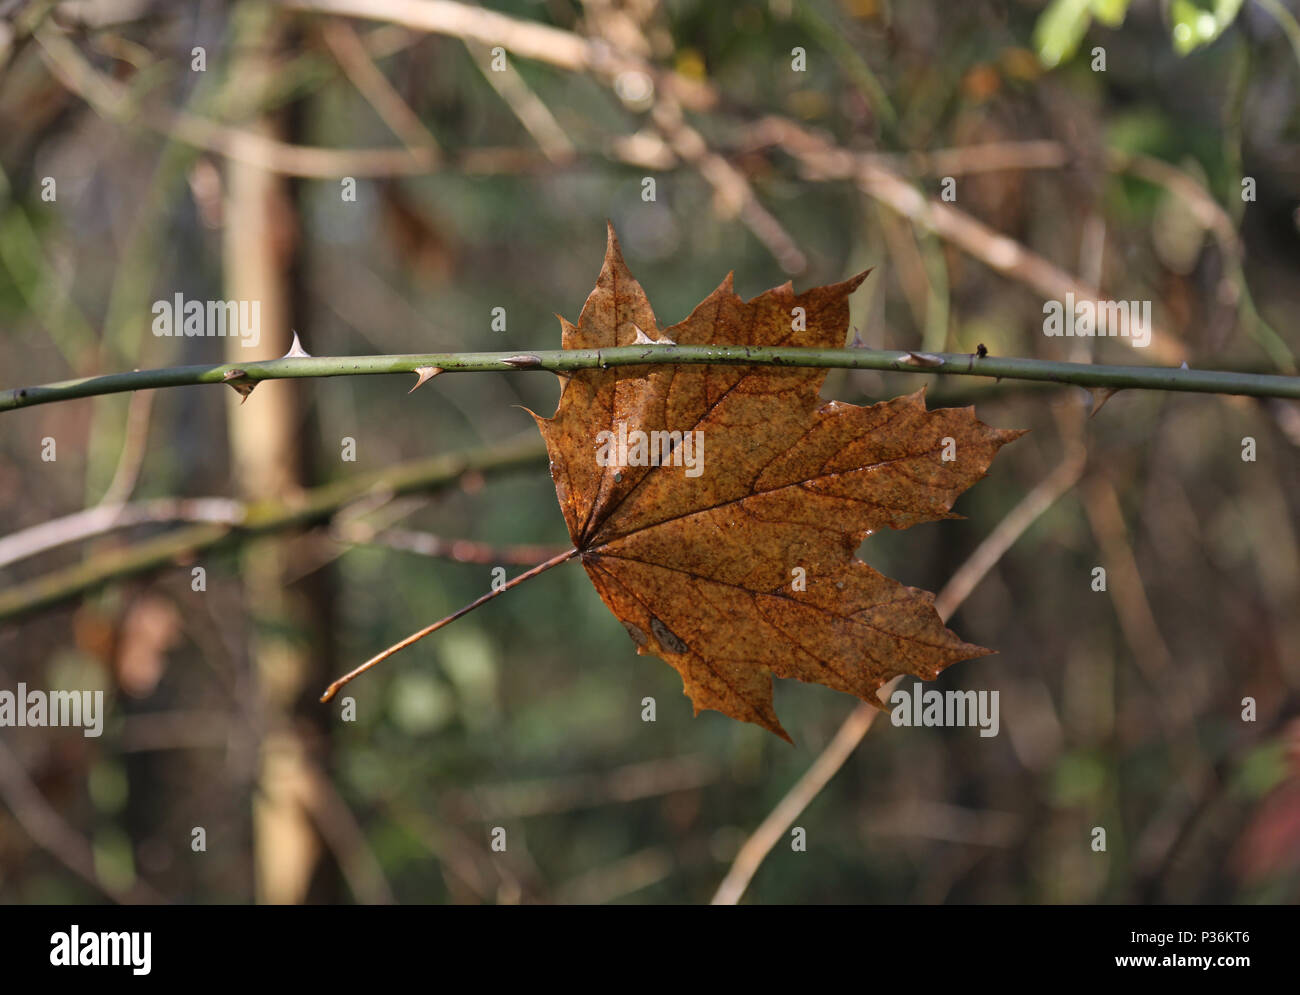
[{"xmin": 533, "ymin": 225, "xmax": 1024, "ymax": 741}]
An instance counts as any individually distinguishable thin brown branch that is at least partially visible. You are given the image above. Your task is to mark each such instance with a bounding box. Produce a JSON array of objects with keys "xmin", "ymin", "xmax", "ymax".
[
  {"xmin": 464, "ymin": 40, "xmax": 576, "ymax": 162},
  {"xmin": 281, "ymin": 0, "xmax": 716, "ymax": 110},
  {"xmin": 709, "ymin": 699, "xmax": 883, "ymax": 906},
  {"xmin": 297, "ymin": 758, "xmax": 397, "ymax": 904},
  {"xmin": 0, "ymin": 436, "xmax": 548, "ymax": 621},
  {"xmin": 0, "ymin": 497, "xmax": 245, "ymax": 570},
  {"xmin": 554, "ymin": 846, "xmax": 673, "ymax": 904},
  {"xmin": 752, "ymin": 116, "xmax": 1187, "ymax": 363},
  {"xmin": 649, "ymin": 99, "xmax": 807, "ymax": 274},
  {"xmin": 35, "ymin": 22, "xmax": 435, "ymax": 177},
  {"xmin": 319, "ymin": 18, "xmax": 442, "ymax": 160},
  {"xmin": 95, "ymin": 388, "xmax": 156, "ymax": 507}
]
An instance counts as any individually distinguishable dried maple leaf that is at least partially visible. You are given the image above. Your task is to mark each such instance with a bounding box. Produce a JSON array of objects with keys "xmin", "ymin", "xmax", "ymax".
[{"xmin": 537, "ymin": 226, "xmax": 1023, "ymax": 741}]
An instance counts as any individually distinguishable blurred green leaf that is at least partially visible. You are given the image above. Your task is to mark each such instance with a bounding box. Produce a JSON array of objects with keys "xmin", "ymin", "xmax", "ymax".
[
  {"xmin": 436, "ymin": 626, "xmax": 500, "ymax": 731},
  {"xmin": 1234, "ymin": 741, "xmax": 1289, "ymax": 799},
  {"xmin": 1051, "ymin": 749, "xmax": 1108, "ymax": 805},
  {"xmin": 88, "ymin": 760, "xmax": 129, "ymax": 815},
  {"xmin": 1090, "ymin": 0, "xmax": 1132, "ymax": 28},
  {"xmin": 389, "ymin": 672, "xmax": 456, "ymax": 734},
  {"xmin": 92, "ymin": 828, "xmax": 136, "ymax": 895},
  {"xmin": 1170, "ymin": 0, "xmax": 1244, "ymax": 54},
  {"xmin": 1035, "ymin": 0, "xmax": 1095, "ymax": 67}
]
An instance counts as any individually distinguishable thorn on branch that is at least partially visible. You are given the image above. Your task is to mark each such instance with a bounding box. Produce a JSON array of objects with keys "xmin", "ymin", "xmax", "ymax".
[
  {"xmin": 221, "ymin": 370, "xmax": 257, "ymax": 403},
  {"xmin": 283, "ymin": 331, "xmax": 312, "ymax": 359},
  {"xmin": 1087, "ymin": 386, "xmax": 1121, "ymax": 417},
  {"xmin": 902, "ymin": 351, "xmax": 943, "ymax": 367},
  {"xmin": 409, "ymin": 366, "xmax": 444, "ymax": 393}
]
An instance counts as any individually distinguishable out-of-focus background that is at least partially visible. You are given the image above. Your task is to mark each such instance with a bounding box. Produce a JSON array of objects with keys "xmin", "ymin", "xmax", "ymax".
[{"xmin": 0, "ymin": 0, "xmax": 1298, "ymax": 905}]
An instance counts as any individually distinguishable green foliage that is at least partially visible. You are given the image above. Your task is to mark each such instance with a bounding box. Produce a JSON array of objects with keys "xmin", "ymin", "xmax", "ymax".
[
  {"xmin": 1034, "ymin": 0, "xmax": 1131, "ymax": 67},
  {"xmin": 1170, "ymin": 0, "xmax": 1245, "ymax": 54},
  {"xmin": 1034, "ymin": 0, "xmax": 1246, "ymax": 63}
]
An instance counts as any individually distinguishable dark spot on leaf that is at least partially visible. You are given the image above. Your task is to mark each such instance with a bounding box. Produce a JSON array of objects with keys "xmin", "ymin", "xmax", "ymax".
[
  {"xmin": 650, "ymin": 615, "xmax": 689, "ymax": 654},
  {"xmin": 623, "ymin": 621, "xmax": 648, "ymax": 647}
]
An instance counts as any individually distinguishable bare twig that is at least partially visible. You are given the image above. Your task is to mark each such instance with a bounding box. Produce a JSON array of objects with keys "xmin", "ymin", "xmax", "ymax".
[
  {"xmin": 465, "ymin": 40, "xmax": 576, "ymax": 162},
  {"xmin": 752, "ymin": 117, "xmax": 1188, "ymax": 363},
  {"xmin": 297, "ymin": 758, "xmax": 397, "ymax": 904},
  {"xmin": 934, "ymin": 444, "xmax": 1086, "ymax": 619},
  {"xmin": 648, "ymin": 99, "xmax": 808, "ymax": 275},
  {"xmin": 281, "ymin": 0, "xmax": 716, "ymax": 110},
  {"xmin": 710, "ymin": 700, "xmax": 883, "ymax": 906},
  {"xmin": 34, "ymin": 23, "xmax": 435, "ymax": 177},
  {"xmin": 0, "ymin": 436, "xmax": 548, "ymax": 620},
  {"xmin": 0, "ymin": 497, "xmax": 244, "ymax": 569},
  {"xmin": 95, "ymin": 389, "xmax": 157, "ymax": 507},
  {"xmin": 319, "ymin": 18, "xmax": 442, "ymax": 160},
  {"xmin": 554, "ymin": 846, "xmax": 674, "ymax": 904}
]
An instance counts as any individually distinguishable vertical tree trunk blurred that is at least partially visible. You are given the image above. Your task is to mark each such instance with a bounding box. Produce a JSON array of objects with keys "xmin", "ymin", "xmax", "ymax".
[{"xmin": 222, "ymin": 2, "xmax": 340, "ymax": 905}]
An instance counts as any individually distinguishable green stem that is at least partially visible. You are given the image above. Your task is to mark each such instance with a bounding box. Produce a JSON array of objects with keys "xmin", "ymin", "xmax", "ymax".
[{"xmin": 3, "ymin": 346, "xmax": 1298, "ymax": 411}]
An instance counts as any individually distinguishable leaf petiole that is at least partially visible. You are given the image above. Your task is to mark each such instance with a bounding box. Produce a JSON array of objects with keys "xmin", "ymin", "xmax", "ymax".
[{"xmin": 319, "ymin": 546, "xmax": 579, "ymax": 703}]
